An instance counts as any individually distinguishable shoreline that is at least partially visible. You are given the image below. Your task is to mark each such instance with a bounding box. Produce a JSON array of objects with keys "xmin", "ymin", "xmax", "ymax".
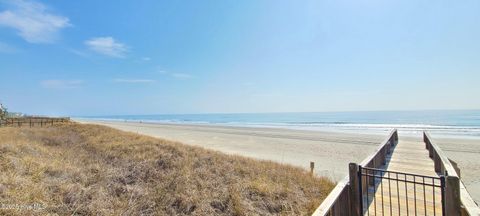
[
  {"xmin": 76, "ymin": 119, "xmax": 480, "ymax": 203},
  {"xmin": 73, "ymin": 117, "xmax": 480, "ymax": 141}
]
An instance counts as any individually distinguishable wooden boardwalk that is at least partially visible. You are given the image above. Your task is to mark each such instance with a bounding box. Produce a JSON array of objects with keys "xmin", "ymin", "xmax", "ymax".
[
  {"xmin": 314, "ymin": 130, "xmax": 480, "ymax": 216},
  {"xmin": 363, "ymin": 138, "xmax": 443, "ymax": 216}
]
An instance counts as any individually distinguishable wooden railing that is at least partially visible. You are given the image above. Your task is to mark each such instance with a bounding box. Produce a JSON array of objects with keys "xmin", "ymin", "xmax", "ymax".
[
  {"xmin": 358, "ymin": 129, "xmax": 398, "ymax": 168},
  {"xmin": 312, "ymin": 129, "xmax": 398, "ymax": 216},
  {"xmin": 0, "ymin": 117, "xmax": 70, "ymax": 127},
  {"xmin": 424, "ymin": 131, "xmax": 480, "ymax": 216}
]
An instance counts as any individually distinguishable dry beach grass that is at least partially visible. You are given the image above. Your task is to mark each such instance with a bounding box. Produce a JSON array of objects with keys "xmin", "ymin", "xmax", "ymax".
[{"xmin": 0, "ymin": 123, "xmax": 334, "ymax": 215}]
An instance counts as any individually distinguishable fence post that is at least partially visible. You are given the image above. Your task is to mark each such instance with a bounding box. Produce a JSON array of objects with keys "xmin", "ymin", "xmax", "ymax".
[
  {"xmin": 349, "ymin": 163, "xmax": 361, "ymax": 216},
  {"xmin": 310, "ymin": 162, "xmax": 314, "ymax": 176},
  {"xmin": 394, "ymin": 130, "xmax": 398, "ymax": 144},
  {"xmin": 383, "ymin": 146, "xmax": 388, "ymax": 165},
  {"xmin": 444, "ymin": 176, "xmax": 461, "ymax": 215},
  {"xmin": 434, "ymin": 153, "xmax": 441, "ymax": 173}
]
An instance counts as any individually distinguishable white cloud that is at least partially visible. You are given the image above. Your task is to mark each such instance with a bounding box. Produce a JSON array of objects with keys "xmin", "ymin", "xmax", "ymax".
[
  {"xmin": 85, "ymin": 37, "xmax": 127, "ymax": 58},
  {"xmin": 0, "ymin": 0, "xmax": 71, "ymax": 43},
  {"xmin": 171, "ymin": 73, "xmax": 193, "ymax": 79},
  {"xmin": 154, "ymin": 68, "xmax": 193, "ymax": 79},
  {"xmin": 40, "ymin": 79, "xmax": 83, "ymax": 89},
  {"xmin": 69, "ymin": 48, "xmax": 89, "ymax": 57},
  {"xmin": 141, "ymin": 57, "xmax": 151, "ymax": 61},
  {"xmin": 112, "ymin": 79, "xmax": 155, "ymax": 83}
]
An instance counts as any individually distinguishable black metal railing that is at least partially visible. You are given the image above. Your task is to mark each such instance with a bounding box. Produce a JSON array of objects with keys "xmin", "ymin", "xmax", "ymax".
[{"xmin": 359, "ymin": 166, "xmax": 445, "ymax": 216}]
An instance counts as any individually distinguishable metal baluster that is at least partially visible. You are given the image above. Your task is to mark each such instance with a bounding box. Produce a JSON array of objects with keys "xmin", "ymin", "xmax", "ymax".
[
  {"xmin": 405, "ymin": 174, "xmax": 409, "ymax": 216},
  {"xmin": 433, "ymin": 178, "xmax": 436, "ymax": 216},
  {"xmin": 359, "ymin": 166, "xmax": 364, "ymax": 215},
  {"xmin": 365, "ymin": 169, "xmax": 370, "ymax": 216},
  {"xmin": 440, "ymin": 176, "xmax": 446, "ymax": 216},
  {"xmin": 414, "ymin": 176, "xmax": 417, "ymax": 215},
  {"xmin": 374, "ymin": 169, "xmax": 377, "ymax": 216},
  {"xmin": 397, "ymin": 173, "xmax": 400, "ymax": 216},
  {"xmin": 381, "ymin": 170, "xmax": 384, "ymax": 215},
  {"xmin": 388, "ymin": 172, "xmax": 392, "ymax": 216},
  {"xmin": 423, "ymin": 177, "xmax": 427, "ymax": 216}
]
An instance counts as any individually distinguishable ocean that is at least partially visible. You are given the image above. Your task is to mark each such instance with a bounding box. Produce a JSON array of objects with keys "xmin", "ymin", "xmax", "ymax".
[{"xmin": 80, "ymin": 110, "xmax": 480, "ymax": 139}]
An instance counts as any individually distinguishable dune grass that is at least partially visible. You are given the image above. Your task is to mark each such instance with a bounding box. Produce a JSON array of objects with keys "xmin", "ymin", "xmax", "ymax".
[{"xmin": 0, "ymin": 123, "xmax": 334, "ymax": 215}]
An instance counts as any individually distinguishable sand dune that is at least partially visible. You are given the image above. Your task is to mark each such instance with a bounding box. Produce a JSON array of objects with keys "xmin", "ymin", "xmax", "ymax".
[{"xmin": 77, "ymin": 119, "xmax": 480, "ymax": 203}]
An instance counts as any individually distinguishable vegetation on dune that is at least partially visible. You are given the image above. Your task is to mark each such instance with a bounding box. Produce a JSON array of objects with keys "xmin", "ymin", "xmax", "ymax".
[
  {"xmin": 0, "ymin": 103, "xmax": 6, "ymax": 120},
  {"xmin": 0, "ymin": 123, "xmax": 334, "ymax": 215}
]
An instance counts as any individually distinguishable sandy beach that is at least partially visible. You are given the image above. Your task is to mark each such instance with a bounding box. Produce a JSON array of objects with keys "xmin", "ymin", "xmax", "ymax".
[{"xmin": 77, "ymin": 119, "xmax": 480, "ymax": 203}]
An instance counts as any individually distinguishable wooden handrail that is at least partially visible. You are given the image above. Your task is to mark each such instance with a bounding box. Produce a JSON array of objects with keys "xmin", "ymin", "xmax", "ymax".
[
  {"xmin": 424, "ymin": 131, "xmax": 457, "ymax": 177},
  {"xmin": 312, "ymin": 176, "xmax": 351, "ymax": 215},
  {"xmin": 313, "ymin": 129, "xmax": 398, "ymax": 216},
  {"xmin": 423, "ymin": 131, "xmax": 480, "ymax": 215},
  {"xmin": 359, "ymin": 129, "xmax": 398, "ymax": 168}
]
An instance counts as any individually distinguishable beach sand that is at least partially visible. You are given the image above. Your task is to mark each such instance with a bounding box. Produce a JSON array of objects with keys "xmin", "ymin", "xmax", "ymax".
[{"xmin": 77, "ymin": 119, "xmax": 480, "ymax": 203}]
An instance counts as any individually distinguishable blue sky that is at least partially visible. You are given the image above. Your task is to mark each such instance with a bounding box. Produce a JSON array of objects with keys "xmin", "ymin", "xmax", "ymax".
[{"xmin": 0, "ymin": 0, "xmax": 479, "ymax": 116}]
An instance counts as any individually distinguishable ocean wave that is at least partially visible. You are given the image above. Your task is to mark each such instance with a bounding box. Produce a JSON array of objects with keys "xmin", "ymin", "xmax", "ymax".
[{"xmin": 77, "ymin": 111, "xmax": 480, "ymax": 139}]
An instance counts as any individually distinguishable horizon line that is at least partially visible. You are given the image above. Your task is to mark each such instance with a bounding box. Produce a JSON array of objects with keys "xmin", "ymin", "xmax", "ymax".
[{"xmin": 74, "ymin": 108, "xmax": 480, "ymax": 117}]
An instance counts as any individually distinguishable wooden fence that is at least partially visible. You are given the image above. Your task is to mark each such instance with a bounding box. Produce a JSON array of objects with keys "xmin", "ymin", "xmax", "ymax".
[
  {"xmin": 424, "ymin": 132, "xmax": 480, "ymax": 216},
  {"xmin": 312, "ymin": 129, "xmax": 398, "ymax": 216},
  {"xmin": 0, "ymin": 117, "xmax": 70, "ymax": 127}
]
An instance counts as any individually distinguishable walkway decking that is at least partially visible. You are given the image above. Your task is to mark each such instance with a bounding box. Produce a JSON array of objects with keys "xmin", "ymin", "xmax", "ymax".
[
  {"xmin": 363, "ymin": 138, "xmax": 443, "ymax": 215},
  {"xmin": 314, "ymin": 130, "xmax": 480, "ymax": 216}
]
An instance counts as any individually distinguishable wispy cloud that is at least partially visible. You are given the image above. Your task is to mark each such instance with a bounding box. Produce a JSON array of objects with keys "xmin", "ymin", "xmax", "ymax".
[
  {"xmin": 157, "ymin": 70, "xmax": 168, "ymax": 74},
  {"xmin": 85, "ymin": 37, "xmax": 127, "ymax": 58},
  {"xmin": 154, "ymin": 68, "xmax": 193, "ymax": 80},
  {"xmin": 171, "ymin": 73, "xmax": 193, "ymax": 79},
  {"xmin": 112, "ymin": 79, "xmax": 155, "ymax": 83},
  {"xmin": 40, "ymin": 79, "xmax": 83, "ymax": 89},
  {"xmin": 69, "ymin": 48, "xmax": 89, "ymax": 57},
  {"xmin": 0, "ymin": 0, "xmax": 71, "ymax": 43}
]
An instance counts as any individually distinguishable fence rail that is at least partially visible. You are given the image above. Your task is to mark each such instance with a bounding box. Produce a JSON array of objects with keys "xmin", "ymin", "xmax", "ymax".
[
  {"xmin": 312, "ymin": 129, "xmax": 398, "ymax": 216},
  {"xmin": 424, "ymin": 132, "xmax": 480, "ymax": 216},
  {"xmin": 0, "ymin": 117, "xmax": 70, "ymax": 127}
]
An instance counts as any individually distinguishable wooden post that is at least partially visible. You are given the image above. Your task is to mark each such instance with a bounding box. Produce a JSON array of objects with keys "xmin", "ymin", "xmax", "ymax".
[
  {"xmin": 383, "ymin": 146, "xmax": 387, "ymax": 165},
  {"xmin": 310, "ymin": 162, "xmax": 315, "ymax": 175},
  {"xmin": 394, "ymin": 130, "xmax": 398, "ymax": 144},
  {"xmin": 449, "ymin": 159, "xmax": 461, "ymax": 178},
  {"xmin": 424, "ymin": 132, "xmax": 428, "ymax": 149},
  {"xmin": 349, "ymin": 163, "xmax": 361, "ymax": 216},
  {"xmin": 434, "ymin": 153, "xmax": 441, "ymax": 173},
  {"xmin": 444, "ymin": 176, "xmax": 461, "ymax": 215}
]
